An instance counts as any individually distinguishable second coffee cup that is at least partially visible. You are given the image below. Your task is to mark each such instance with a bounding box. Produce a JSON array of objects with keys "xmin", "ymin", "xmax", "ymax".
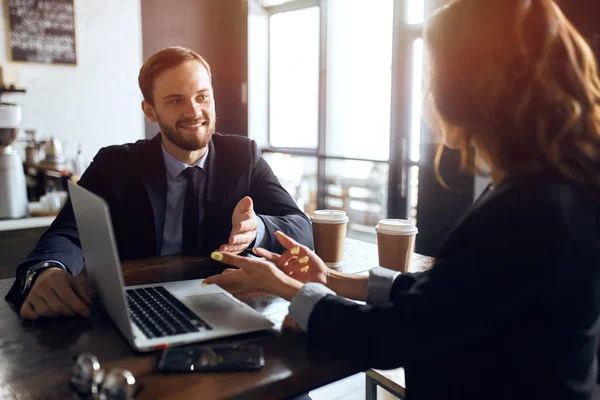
[
  {"xmin": 376, "ymin": 219, "xmax": 418, "ymax": 272},
  {"xmin": 311, "ymin": 210, "xmax": 349, "ymax": 269}
]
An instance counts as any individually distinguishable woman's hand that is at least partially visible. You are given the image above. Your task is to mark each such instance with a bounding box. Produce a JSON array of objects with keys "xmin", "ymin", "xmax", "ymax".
[
  {"xmin": 261, "ymin": 231, "xmax": 371, "ymax": 301},
  {"xmin": 203, "ymin": 250, "xmax": 303, "ymax": 301},
  {"xmin": 252, "ymin": 231, "xmax": 330, "ymax": 286}
]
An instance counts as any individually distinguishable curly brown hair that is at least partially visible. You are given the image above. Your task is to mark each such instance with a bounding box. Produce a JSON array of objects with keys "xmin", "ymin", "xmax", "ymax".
[{"xmin": 425, "ymin": 0, "xmax": 600, "ymax": 192}]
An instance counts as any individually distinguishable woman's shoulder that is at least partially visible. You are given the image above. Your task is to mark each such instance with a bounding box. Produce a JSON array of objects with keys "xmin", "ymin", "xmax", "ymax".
[
  {"xmin": 489, "ymin": 174, "xmax": 597, "ymax": 215},
  {"xmin": 469, "ymin": 174, "xmax": 598, "ymax": 243},
  {"xmin": 438, "ymin": 174, "xmax": 598, "ymax": 265}
]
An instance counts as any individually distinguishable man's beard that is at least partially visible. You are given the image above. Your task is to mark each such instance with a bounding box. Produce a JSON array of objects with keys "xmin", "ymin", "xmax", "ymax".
[{"xmin": 157, "ymin": 113, "xmax": 216, "ymax": 151}]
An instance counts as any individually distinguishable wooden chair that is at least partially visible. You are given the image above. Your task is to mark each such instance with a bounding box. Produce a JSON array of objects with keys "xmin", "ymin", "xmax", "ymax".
[
  {"xmin": 365, "ymin": 368, "xmax": 408, "ymax": 400},
  {"xmin": 367, "ymin": 357, "xmax": 600, "ymax": 399}
]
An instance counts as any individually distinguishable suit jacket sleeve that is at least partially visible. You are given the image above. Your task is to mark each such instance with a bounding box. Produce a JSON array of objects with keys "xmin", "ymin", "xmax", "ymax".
[
  {"xmin": 5, "ymin": 148, "xmax": 114, "ymax": 306},
  {"xmin": 303, "ymin": 201, "xmax": 568, "ymax": 370},
  {"xmin": 248, "ymin": 141, "xmax": 313, "ymax": 253}
]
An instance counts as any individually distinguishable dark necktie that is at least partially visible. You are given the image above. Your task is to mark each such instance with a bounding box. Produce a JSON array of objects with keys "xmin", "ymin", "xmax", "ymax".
[{"xmin": 181, "ymin": 167, "xmax": 204, "ymax": 254}]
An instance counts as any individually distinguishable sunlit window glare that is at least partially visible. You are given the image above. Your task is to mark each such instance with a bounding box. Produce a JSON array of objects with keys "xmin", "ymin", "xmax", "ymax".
[
  {"xmin": 407, "ymin": 0, "xmax": 425, "ymax": 25},
  {"xmin": 410, "ymin": 39, "xmax": 424, "ymax": 163},
  {"xmin": 269, "ymin": 7, "xmax": 320, "ymax": 148}
]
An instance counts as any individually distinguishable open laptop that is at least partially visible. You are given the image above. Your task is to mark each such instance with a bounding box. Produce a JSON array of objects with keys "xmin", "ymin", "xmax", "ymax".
[{"xmin": 68, "ymin": 181, "xmax": 273, "ymax": 352}]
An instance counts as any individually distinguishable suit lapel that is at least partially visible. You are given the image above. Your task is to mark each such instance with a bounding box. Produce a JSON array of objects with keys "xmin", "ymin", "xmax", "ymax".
[{"xmin": 142, "ymin": 134, "xmax": 167, "ymax": 255}]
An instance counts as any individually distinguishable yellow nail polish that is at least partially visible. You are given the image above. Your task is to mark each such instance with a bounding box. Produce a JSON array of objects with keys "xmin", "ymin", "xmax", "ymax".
[
  {"xmin": 300, "ymin": 266, "xmax": 309, "ymax": 273},
  {"xmin": 211, "ymin": 251, "xmax": 224, "ymax": 261},
  {"xmin": 201, "ymin": 282, "xmax": 208, "ymax": 286},
  {"xmin": 299, "ymin": 256, "xmax": 309, "ymax": 264},
  {"xmin": 290, "ymin": 247, "xmax": 300, "ymax": 255},
  {"xmin": 275, "ymin": 230, "xmax": 283, "ymax": 236}
]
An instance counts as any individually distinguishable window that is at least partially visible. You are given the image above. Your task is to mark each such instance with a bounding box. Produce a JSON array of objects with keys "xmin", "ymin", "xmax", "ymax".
[
  {"xmin": 409, "ymin": 38, "xmax": 424, "ymax": 163},
  {"xmin": 262, "ymin": 0, "xmax": 299, "ymax": 7},
  {"xmin": 325, "ymin": 159, "xmax": 389, "ymax": 242},
  {"xmin": 253, "ymin": 0, "xmax": 431, "ymax": 242},
  {"xmin": 326, "ymin": 0, "xmax": 394, "ymax": 161},
  {"xmin": 263, "ymin": 153, "xmax": 318, "ymax": 215},
  {"xmin": 406, "ymin": 0, "xmax": 425, "ymax": 25},
  {"xmin": 269, "ymin": 7, "xmax": 320, "ymax": 148},
  {"xmin": 408, "ymin": 39, "xmax": 424, "ymax": 219}
]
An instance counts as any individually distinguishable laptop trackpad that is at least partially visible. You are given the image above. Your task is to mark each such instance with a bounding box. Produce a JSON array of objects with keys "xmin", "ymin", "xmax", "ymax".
[
  {"xmin": 183, "ymin": 292, "xmax": 270, "ymax": 329},
  {"xmin": 185, "ymin": 293, "xmax": 243, "ymax": 315}
]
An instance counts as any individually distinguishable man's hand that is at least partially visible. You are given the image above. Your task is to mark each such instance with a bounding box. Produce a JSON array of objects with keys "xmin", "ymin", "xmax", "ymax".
[
  {"xmin": 20, "ymin": 268, "xmax": 92, "ymax": 320},
  {"xmin": 219, "ymin": 196, "xmax": 259, "ymax": 254}
]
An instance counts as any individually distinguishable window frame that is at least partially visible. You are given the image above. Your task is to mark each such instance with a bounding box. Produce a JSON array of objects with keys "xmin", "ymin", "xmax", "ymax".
[{"xmin": 262, "ymin": 0, "xmax": 427, "ymax": 217}]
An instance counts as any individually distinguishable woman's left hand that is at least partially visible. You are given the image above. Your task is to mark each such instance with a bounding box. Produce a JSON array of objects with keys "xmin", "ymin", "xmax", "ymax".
[{"xmin": 203, "ymin": 251, "xmax": 304, "ymax": 301}]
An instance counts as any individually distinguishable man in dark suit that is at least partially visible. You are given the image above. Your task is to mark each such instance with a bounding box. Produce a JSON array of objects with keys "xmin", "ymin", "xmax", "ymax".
[{"xmin": 5, "ymin": 46, "xmax": 313, "ymax": 320}]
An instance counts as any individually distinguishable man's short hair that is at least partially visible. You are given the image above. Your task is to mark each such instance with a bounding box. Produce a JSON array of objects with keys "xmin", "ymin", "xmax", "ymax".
[{"xmin": 138, "ymin": 46, "xmax": 212, "ymax": 105}]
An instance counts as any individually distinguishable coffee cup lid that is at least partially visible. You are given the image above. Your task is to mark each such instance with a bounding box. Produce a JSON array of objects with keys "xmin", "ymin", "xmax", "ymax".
[
  {"xmin": 375, "ymin": 219, "xmax": 418, "ymax": 235},
  {"xmin": 311, "ymin": 210, "xmax": 349, "ymax": 224}
]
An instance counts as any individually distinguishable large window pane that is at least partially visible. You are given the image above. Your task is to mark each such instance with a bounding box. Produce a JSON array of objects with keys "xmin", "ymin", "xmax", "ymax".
[
  {"xmin": 262, "ymin": 0, "xmax": 299, "ymax": 6},
  {"xmin": 325, "ymin": 0, "xmax": 394, "ymax": 161},
  {"xmin": 410, "ymin": 165, "xmax": 419, "ymax": 220},
  {"xmin": 410, "ymin": 38, "xmax": 424, "ymax": 162},
  {"xmin": 407, "ymin": 0, "xmax": 425, "ymax": 25},
  {"xmin": 269, "ymin": 7, "xmax": 320, "ymax": 148},
  {"xmin": 325, "ymin": 159, "xmax": 389, "ymax": 242},
  {"xmin": 263, "ymin": 153, "xmax": 318, "ymax": 215}
]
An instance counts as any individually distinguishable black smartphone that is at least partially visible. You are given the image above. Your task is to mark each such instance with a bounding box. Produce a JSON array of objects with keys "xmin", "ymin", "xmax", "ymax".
[{"xmin": 157, "ymin": 344, "xmax": 265, "ymax": 372}]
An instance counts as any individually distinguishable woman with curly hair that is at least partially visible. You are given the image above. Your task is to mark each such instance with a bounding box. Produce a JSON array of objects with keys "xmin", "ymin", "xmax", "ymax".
[{"xmin": 207, "ymin": 1, "xmax": 600, "ymax": 398}]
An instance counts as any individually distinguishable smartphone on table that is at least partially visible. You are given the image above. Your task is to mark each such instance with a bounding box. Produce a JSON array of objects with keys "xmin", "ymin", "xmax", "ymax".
[{"xmin": 158, "ymin": 344, "xmax": 265, "ymax": 372}]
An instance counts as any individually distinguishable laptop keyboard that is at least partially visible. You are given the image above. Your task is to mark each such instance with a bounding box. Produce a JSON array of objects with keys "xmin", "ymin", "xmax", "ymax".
[{"xmin": 125, "ymin": 286, "xmax": 212, "ymax": 339}]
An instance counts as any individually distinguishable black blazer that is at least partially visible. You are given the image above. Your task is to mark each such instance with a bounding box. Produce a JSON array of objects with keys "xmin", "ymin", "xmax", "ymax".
[
  {"xmin": 6, "ymin": 133, "xmax": 313, "ymax": 305},
  {"xmin": 307, "ymin": 175, "xmax": 600, "ymax": 400}
]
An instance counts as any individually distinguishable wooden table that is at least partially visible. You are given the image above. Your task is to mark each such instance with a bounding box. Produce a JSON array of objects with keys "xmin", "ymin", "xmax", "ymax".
[{"xmin": 0, "ymin": 238, "xmax": 434, "ymax": 400}]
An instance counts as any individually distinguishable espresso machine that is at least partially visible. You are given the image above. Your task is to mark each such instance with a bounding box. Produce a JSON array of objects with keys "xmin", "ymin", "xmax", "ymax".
[{"xmin": 0, "ymin": 103, "xmax": 27, "ymax": 219}]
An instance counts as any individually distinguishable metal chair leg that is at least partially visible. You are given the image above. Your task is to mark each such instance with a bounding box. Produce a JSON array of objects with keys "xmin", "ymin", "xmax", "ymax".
[{"xmin": 366, "ymin": 374, "xmax": 378, "ymax": 400}]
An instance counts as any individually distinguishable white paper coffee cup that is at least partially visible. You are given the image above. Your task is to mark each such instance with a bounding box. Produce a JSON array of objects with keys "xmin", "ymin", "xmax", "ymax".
[
  {"xmin": 376, "ymin": 219, "xmax": 418, "ymax": 272},
  {"xmin": 311, "ymin": 210, "xmax": 348, "ymax": 269}
]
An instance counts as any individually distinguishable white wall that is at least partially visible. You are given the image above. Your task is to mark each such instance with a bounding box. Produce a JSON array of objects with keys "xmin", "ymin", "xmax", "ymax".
[{"xmin": 0, "ymin": 0, "xmax": 144, "ymax": 165}]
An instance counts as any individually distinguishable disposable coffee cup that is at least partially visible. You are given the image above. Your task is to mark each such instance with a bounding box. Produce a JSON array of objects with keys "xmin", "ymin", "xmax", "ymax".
[
  {"xmin": 311, "ymin": 210, "xmax": 349, "ymax": 269},
  {"xmin": 376, "ymin": 219, "xmax": 418, "ymax": 272}
]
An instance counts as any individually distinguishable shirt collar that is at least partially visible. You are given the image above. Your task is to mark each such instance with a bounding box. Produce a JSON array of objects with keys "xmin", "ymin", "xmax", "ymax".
[{"xmin": 161, "ymin": 140, "xmax": 209, "ymax": 179}]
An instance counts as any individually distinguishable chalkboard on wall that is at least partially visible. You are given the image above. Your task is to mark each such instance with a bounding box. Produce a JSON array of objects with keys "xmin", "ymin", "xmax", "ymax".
[{"xmin": 6, "ymin": 0, "xmax": 76, "ymax": 65}]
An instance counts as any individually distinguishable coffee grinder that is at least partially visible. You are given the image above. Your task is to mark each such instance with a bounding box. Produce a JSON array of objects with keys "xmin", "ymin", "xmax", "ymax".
[{"xmin": 0, "ymin": 103, "xmax": 27, "ymax": 219}]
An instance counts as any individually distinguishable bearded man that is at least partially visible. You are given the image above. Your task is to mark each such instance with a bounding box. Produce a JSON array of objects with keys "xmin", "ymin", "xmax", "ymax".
[{"xmin": 7, "ymin": 47, "xmax": 313, "ymax": 320}]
